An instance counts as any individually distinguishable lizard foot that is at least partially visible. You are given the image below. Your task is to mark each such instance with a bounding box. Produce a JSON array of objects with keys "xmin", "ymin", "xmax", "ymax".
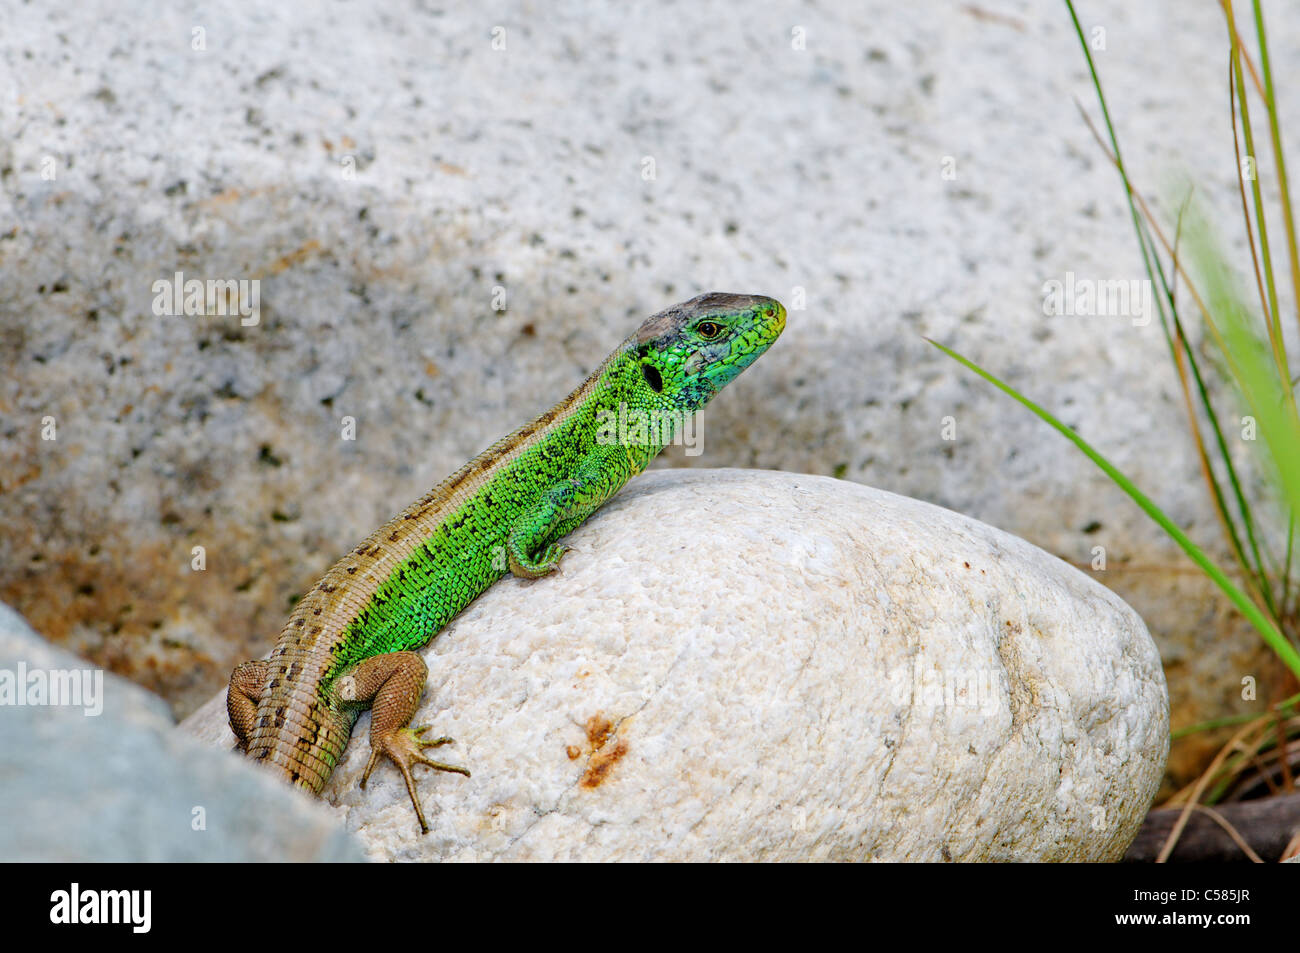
[
  {"xmin": 361, "ymin": 725, "xmax": 470, "ymax": 834},
  {"xmin": 508, "ymin": 542, "xmax": 569, "ymax": 579}
]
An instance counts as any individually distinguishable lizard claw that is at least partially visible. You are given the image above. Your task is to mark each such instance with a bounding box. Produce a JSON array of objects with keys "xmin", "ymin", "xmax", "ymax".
[
  {"xmin": 554, "ymin": 545, "xmax": 579, "ymax": 575},
  {"xmin": 410, "ymin": 724, "xmax": 459, "ymax": 749},
  {"xmin": 361, "ymin": 726, "xmax": 470, "ymax": 834}
]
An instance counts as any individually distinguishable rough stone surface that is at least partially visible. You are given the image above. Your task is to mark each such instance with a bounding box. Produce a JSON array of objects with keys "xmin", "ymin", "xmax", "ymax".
[
  {"xmin": 183, "ymin": 469, "xmax": 1169, "ymax": 861},
  {"xmin": 1, "ymin": 0, "xmax": 1280, "ymax": 787},
  {"xmin": 0, "ymin": 602, "xmax": 365, "ymax": 862}
]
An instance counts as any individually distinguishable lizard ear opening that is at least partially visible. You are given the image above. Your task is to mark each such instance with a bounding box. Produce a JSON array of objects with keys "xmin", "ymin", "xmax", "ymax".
[{"xmin": 640, "ymin": 362, "xmax": 663, "ymax": 393}]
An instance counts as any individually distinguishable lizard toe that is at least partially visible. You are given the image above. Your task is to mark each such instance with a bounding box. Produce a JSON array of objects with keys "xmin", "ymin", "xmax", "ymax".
[{"xmin": 362, "ymin": 726, "xmax": 470, "ymax": 834}]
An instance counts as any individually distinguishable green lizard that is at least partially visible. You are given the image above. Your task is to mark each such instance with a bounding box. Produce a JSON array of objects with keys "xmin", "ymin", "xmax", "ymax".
[{"xmin": 226, "ymin": 291, "xmax": 786, "ymax": 832}]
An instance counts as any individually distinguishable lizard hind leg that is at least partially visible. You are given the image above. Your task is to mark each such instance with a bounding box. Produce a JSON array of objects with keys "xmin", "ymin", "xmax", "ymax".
[
  {"xmin": 339, "ymin": 650, "xmax": 470, "ymax": 834},
  {"xmin": 226, "ymin": 660, "xmax": 269, "ymax": 749}
]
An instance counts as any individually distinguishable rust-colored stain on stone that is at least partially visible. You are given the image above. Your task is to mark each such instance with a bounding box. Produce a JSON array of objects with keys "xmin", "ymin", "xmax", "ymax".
[
  {"xmin": 577, "ymin": 713, "xmax": 628, "ymax": 789},
  {"xmin": 259, "ymin": 240, "xmax": 322, "ymax": 278},
  {"xmin": 585, "ymin": 714, "xmax": 613, "ymax": 750},
  {"xmin": 580, "ymin": 739, "xmax": 629, "ymax": 789},
  {"xmin": 0, "ymin": 509, "xmax": 298, "ymax": 718},
  {"xmin": 320, "ymin": 135, "xmax": 357, "ymax": 152},
  {"xmin": 197, "ymin": 185, "xmax": 274, "ymax": 209},
  {"xmin": 0, "ymin": 461, "xmax": 42, "ymax": 495}
]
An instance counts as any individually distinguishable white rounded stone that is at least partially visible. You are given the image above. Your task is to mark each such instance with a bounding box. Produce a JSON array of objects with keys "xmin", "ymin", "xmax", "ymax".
[{"xmin": 183, "ymin": 467, "xmax": 1168, "ymax": 861}]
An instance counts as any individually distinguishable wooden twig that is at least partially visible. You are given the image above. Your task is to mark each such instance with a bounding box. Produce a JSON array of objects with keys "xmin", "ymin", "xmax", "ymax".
[{"xmin": 1125, "ymin": 791, "xmax": 1300, "ymax": 862}]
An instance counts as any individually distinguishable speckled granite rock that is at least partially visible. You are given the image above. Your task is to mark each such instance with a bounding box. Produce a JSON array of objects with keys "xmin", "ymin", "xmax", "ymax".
[
  {"xmin": 0, "ymin": 602, "xmax": 365, "ymax": 862},
  {"xmin": 183, "ymin": 469, "xmax": 1168, "ymax": 861},
  {"xmin": 0, "ymin": 1, "xmax": 1276, "ymax": 788}
]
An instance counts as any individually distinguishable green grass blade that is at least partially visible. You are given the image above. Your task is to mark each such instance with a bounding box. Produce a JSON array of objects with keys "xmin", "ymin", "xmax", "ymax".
[
  {"xmin": 926, "ymin": 337, "xmax": 1300, "ymax": 681},
  {"xmin": 1147, "ymin": 209, "xmax": 1275, "ymax": 600},
  {"xmin": 1251, "ymin": 0, "xmax": 1300, "ymax": 339},
  {"xmin": 1065, "ymin": 0, "xmax": 1277, "ymax": 608},
  {"xmin": 1183, "ymin": 204, "xmax": 1300, "ymax": 523},
  {"xmin": 1171, "ymin": 688, "xmax": 1300, "ymax": 739},
  {"xmin": 1283, "ymin": 513, "xmax": 1295, "ymax": 617},
  {"xmin": 1169, "ymin": 281, "xmax": 1280, "ymax": 607},
  {"xmin": 1147, "ymin": 224, "xmax": 1273, "ymax": 603},
  {"xmin": 1230, "ymin": 42, "xmax": 1285, "ymax": 368}
]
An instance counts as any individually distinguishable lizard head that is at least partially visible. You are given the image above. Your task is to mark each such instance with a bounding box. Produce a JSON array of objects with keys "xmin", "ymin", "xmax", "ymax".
[{"xmin": 632, "ymin": 292, "xmax": 786, "ymax": 411}]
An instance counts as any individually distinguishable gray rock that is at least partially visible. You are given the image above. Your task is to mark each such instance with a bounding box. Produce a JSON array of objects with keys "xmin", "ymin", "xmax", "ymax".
[
  {"xmin": 0, "ymin": 0, "xmax": 1263, "ymax": 789},
  {"xmin": 0, "ymin": 602, "xmax": 364, "ymax": 862},
  {"xmin": 183, "ymin": 469, "xmax": 1168, "ymax": 861}
]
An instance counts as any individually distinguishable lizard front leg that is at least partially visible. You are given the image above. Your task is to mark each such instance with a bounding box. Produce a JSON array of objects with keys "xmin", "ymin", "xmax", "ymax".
[
  {"xmin": 337, "ymin": 651, "xmax": 469, "ymax": 834},
  {"xmin": 506, "ymin": 446, "xmax": 634, "ymax": 579}
]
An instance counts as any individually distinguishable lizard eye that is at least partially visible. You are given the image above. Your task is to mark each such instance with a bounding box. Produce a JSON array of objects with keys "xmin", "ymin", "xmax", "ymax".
[{"xmin": 695, "ymin": 321, "xmax": 723, "ymax": 340}]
